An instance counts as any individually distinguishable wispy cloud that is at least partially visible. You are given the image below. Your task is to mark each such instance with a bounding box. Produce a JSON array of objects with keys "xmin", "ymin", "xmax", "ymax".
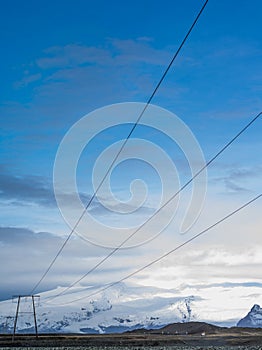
[
  {"xmin": 36, "ymin": 44, "xmax": 111, "ymax": 69},
  {"xmin": 14, "ymin": 73, "xmax": 42, "ymax": 88},
  {"xmin": 0, "ymin": 170, "xmax": 56, "ymax": 207},
  {"xmin": 12, "ymin": 38, "xmax": 187, "ymax": 110},
  {"xmin": 35, "ymin": 39, "xmax": 173, "ymax": 70},
  {"xmin": 210, "ymin": 165, "xmax": 261, "ymax": 194}
]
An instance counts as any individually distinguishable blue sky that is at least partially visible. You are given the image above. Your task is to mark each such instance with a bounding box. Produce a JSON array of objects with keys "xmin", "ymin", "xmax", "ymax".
[{"xmin": 0, "ymin": 0, "xmax": 262, "ymax": 309}]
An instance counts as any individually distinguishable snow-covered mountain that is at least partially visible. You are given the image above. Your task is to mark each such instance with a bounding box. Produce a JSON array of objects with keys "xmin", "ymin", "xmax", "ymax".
[
  {"xmin": 0, "ymin": 282, "xmax": 260, "ymax": 334},
  {"xmin": 237, "ymin": 304, "xmax": 262, "ymax": 328},
  {"xmin": 0, "ymin": 283, "xmax": 196, "ymax": 334}
]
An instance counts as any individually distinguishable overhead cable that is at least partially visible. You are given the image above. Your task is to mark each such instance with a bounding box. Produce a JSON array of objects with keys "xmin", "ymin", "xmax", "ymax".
[{"xmin": 30, "ymin": 0, "xmax": 209, "ymax": 295}]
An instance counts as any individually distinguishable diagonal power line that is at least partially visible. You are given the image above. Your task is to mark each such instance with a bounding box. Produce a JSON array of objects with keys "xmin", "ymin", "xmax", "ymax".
[
  {"xmin": 45, "ymin": 193, "xmax": 261, "ymax": 305},
  {"xmin": 30, "ymin": 0, "xmax": 209, "ymax": 294},
  {"xmin": 45, "ymin": 110, "xmax": 261, "ymax": 303}
]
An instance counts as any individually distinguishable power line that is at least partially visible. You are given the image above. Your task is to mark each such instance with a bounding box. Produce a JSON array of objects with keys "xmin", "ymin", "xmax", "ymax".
[
  {"xmin": 43, "ymin": 110, "xmax": 262, "ymax": 303},
  {"xmin": 30, "ymin": 0, "xmax": 209, "ymax": 295},
  {"xmin": 45, "ymin": 193, "xmax": 261, "ymax": 306}
]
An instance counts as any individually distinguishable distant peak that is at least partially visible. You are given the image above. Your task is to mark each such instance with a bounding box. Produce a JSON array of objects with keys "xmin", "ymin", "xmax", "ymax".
[
  {"xmin": 251, "ymin": 304, "xmax": 261, "ymax": 312},
  {"xmin": 237, "ymin": 304, "xmax": 262, "ymax": 328}
]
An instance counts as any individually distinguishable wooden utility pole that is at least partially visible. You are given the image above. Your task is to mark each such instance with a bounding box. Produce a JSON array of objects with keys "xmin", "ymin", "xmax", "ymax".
[{"xmin": 12, "ymin": 295, "xmax": 39, "ymax": 341}]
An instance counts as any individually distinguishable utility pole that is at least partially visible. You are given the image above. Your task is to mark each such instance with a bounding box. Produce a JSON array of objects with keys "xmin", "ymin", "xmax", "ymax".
[
  {"xmin": 32, "ymin": 295, "xmax": 38, "ymax": 338},
  {"xmin": 12, "ymin": 296, "xmax": 21, "ymax": 341},
  {"xmin": 12, "ymin": 295, "xmax": 40, "ymax": 341}
]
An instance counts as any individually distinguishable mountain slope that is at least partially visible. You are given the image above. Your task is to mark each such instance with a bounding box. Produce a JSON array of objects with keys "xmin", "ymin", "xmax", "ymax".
[{"xmin": 237, "ymin": 304, "xmax": 262, "ymax": 328}]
